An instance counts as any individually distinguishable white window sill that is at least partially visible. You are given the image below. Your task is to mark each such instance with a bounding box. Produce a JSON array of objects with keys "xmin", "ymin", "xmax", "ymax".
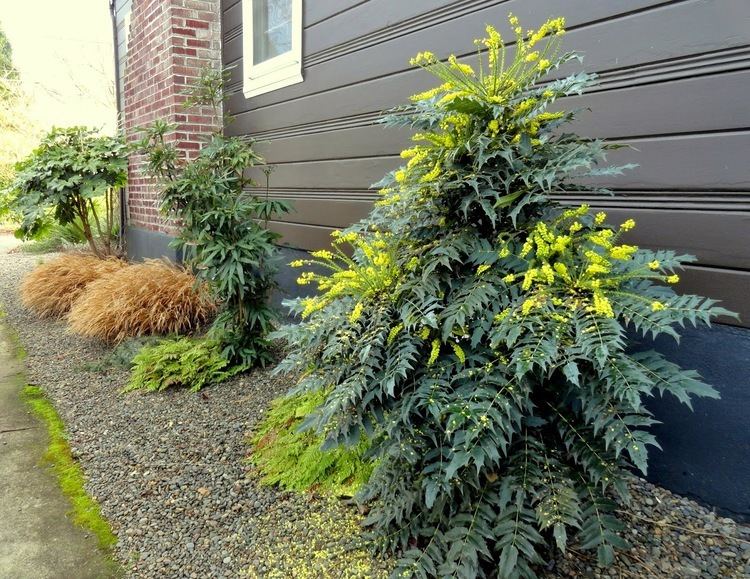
[{"xmin": 243, "ymin": 68, "xmax": 303, "ymax": 99}]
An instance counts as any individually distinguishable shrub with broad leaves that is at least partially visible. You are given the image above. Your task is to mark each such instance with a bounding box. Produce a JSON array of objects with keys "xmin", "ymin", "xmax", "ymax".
[
  {"xmin": 273, "ymin": 15, "xmax": 734, "ymax": 578},
  {"xmin": 7, "ymin": 127, "xmax": 126, "ymax": 257},
  {"xmin": 138, "ymin": 68, "xmax": 289, "ymax": 368}
]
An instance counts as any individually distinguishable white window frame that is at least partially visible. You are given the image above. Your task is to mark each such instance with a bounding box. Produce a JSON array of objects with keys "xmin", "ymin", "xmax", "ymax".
[{"xmin": 242, "ymin": 0, "xmax": 303, "ymax": 99}]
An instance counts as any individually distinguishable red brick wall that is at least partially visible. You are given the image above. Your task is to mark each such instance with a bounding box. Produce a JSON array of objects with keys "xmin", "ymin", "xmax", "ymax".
[{"xmin": 123, "ymin": 0, "xmax": 222, "ymax": 234}]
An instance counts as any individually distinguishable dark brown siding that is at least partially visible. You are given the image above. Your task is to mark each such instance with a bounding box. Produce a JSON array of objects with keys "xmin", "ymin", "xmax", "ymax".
[
  {"xmin": 222, "ymin": 0, "xmax": 750, "ymax": 325},
  {"xmin": 113, "ymin": 0, "xmax": 132, "ymax": 113}
]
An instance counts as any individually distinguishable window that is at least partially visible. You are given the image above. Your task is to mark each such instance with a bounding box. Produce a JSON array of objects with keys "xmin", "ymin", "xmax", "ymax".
[{"xmin": 242, "ymin": 0, "xmax": 303, "ymax": 98}]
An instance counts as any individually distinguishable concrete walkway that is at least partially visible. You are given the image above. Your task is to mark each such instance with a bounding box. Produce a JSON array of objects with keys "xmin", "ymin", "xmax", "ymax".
[{"xmin": 0, "ymin": 329, "xmax": 115, "ymax": 579}]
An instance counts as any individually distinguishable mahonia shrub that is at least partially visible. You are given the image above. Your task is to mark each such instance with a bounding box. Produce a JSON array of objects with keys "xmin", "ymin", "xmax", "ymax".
[{"xmin": 274, "ymin": 16, "xmax": 734, "ymax": 579}]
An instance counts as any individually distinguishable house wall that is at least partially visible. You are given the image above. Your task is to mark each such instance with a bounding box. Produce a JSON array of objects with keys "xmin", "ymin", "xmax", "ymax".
[
  {"xmin": 222, "ymin": 0, "xmax": 750, "ymax": 520},
  {"xmin": 222, "ymin": 0, "xmax": 750, "ymax": 327},
  {"xmin": 112, "ymin": 0, "xmax": 132, "ymax": 114}
]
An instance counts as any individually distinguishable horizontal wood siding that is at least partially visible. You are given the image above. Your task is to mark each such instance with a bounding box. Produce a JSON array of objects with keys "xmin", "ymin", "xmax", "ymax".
[
  {"xmin": 222, "ymin": 0, "xmax": 750, "ymax": 325},
  {"xmin": 114, "ymin": 0, "xmax": 132, "ymax": 113}
]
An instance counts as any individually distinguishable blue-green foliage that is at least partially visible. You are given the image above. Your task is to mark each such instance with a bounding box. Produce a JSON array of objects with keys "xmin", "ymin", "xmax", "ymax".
[{"xmin": 274, "ymin": 18, "xmax": 734, "ymax": 579}]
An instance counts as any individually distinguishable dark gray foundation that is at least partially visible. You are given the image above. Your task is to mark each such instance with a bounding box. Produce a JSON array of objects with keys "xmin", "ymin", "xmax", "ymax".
[
  {"xmin": 641, "ymin": 323, "xmax": 750, "ymax": 522},
  {"xmin": 125, "ymin": 226, "xmax": 181, "ymax": 262}
]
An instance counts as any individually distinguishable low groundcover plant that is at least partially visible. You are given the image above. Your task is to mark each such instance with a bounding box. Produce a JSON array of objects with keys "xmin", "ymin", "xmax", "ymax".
[
  {"xmin": 125, "ymin": 337, "xmax": 242, "ymax": 393},
  {"xmin": 273, "ymin": 15, "xmax": 734, "ymax": 579}
]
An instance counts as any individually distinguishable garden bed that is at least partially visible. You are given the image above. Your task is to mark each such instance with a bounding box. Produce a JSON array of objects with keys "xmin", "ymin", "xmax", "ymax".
[{"xmin": 1, "ymin": 251, "xmax": 748, "ymax": 578}]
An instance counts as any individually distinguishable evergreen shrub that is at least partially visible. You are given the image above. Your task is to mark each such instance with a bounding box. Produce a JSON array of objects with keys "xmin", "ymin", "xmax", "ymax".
[
  {"xmin": 138, "ymin": 68, "xmax": 289, "ymax": 367},
  {"xmin": 274, "ymin": 16, "xmax": 734, "ymax": 578}
]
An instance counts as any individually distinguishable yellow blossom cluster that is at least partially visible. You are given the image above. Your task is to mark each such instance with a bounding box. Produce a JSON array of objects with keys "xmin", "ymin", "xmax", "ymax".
[
  {"xmin": 386, "ymin": 15, "xmax": 571, "ymax": 201},
  {"xmin": 499, "ymin": 206, "xmax": 675, "ymax": 320},
  {"xmin": 291, "ymin": 231, "xmax": 400, "ymax": 319}
]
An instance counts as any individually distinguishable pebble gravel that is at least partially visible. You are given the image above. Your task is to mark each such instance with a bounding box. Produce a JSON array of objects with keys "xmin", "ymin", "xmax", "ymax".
[{"xmin": 0, "ymin": 249, "xmax": 748, "ymax": 578}]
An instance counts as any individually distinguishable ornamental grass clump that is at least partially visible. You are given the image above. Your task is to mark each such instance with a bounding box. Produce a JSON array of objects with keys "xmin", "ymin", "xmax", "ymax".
[
  {"xmin": 20, "ymin": 253, "xmax": 126, "ymax": 318},
  {"xmin": 274, "ymin": 16, "xmax": 734, "ymax": 579},
  {"xmin": 68, "ymin": 259, "xmax": 216, "ymax": 343}
]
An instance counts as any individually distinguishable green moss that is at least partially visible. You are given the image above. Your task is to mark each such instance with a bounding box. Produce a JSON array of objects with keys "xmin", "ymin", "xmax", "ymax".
[
  {"xmin": 21, "ymin": 385, "xmax": 118, "ymax": 552},
  {"xmin": 251, "ymin": 391, "xmax": 375, "ymax": 496}
]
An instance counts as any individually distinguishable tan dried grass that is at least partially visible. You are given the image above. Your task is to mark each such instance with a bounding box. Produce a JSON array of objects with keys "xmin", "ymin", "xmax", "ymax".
[
  {"xmin": 20, "ymin": 253, "xmax": 127, "ymax": 318},
  {"xmin": 67, "ymin": 259, "xmax": 217, "ymax": 343}
]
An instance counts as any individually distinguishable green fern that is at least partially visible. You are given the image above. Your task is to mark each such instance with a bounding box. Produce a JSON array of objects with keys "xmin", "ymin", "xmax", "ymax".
[
  {"xmin": 251, "ymin": 390, "xmax": 375, "ymax": 496},
  {"xmin": 125, "ymin": 337, "xmax": 242, "ymax": 393}
]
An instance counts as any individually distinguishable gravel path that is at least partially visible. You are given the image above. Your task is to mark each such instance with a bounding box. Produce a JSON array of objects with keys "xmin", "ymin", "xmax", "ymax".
[
  {"xmin": 0, "ymin": 251, "xmax": 748, "ymax": 579},
  {"xmin": 0, "ymin": 252, "xmax": 390, "ymax": 579}
]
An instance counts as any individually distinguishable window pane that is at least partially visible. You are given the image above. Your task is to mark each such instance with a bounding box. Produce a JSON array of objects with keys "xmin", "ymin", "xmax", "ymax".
[{"xmin": 252, "ymin": 0, "xmax": 293, "ymax": 65}]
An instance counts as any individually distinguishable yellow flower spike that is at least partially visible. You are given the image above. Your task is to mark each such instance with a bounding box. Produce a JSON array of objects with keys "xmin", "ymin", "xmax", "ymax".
[
  {"xmin": 594, "ymin": 211, "xmax": 607, "ymax": 225},
  {"xmin": 609, "ymin": 244, "xmax": 638, "ymax": 260},
  {"xmin": 494, "ymin": 309, "xmax": 510, "ymax": 323},
  {"xmin": 541, "ymin": 263, "xmax": 555, "ymax": 283},
  {"xmin": 483, "ymin": 24, "xmax": 502, "ymax": 48},
  {"xmin": 537, "ymin": 59, "xmax": 550, "ymax": 70},
  {"xmin": 648, "ymin": 260, "xmax": 660, "ymax": 271},
  {"xmin": 585, "ymin": 263, "xmax": 609, "ymax": 276},
  {"xmin": 448, "ymin": 55, "xmax": 475, "ymax": 76},
  {"xmin": 420, "ymin": 162, "xmax": 442, "ymax": 183},
  {"xmin": 651, "ymin": 301, "xmax": 666, "ymax": 312},
  {"xmin": 488, "ymin": 119, "xmax": 500, "ymax": 135},
  {"xmin": 569, "ymin": 222, "xmax": 583, "ymax": 233},
  {"xmin": 410, "ymin": 51, "xmax": 436, "ymax": 66},
  {"xmin": 536, "ymin": 112, "xmax": 565, "ymax": 123},
  {"xmin": 477, "ymin": 264, "xmax": 491, "ymax": 275},
  {"xmin": 310, "ymin": 250, "xmax": 334, "ymax": 260},
  {"xmin": 521, "ymin": 297, "xmax": 538, "ymax": 315},
  {"xmin": 592, "ymin": 292, "xmax": 615, "ymax": 318},
  {"xmin": 498, "ymin": 247, "xmax": 511, "ymax": 258},
  {"xmin": 521, "ymin": 269, "xmax": 536, "ymax": 291},
  {"xmin": 524, "ymin": 51, "xmax": 540, "ymax": 63},
  {"xmin": 542, "ymin": 89, "xmax": 555, "ymax": 99},
  {"xmin": 508, "ymin": 13, "xmax": 519, "ymax": 27},
  {"xmin": 450, "ymin": 342, "xmax": 466, "ymax": 364},
  {"xmin": 289, "ymin": 260, "xmax": 305, "ymax": 267},
  {"xmin": 428, "ymin": 339, "xmax": 441, "ymax": 365},
  {"xmin": 387, "ymin": 323, "xmax": 404, "ymax": 344},
  {"xmin": 419, "ymin": 326, "xmax": 431, "ymax": 340},
  {"xmin": 515, "ymin": 98, "xmax": 536, "ymax": 117},
  {"xmin": 502, "ymin": 273, "xmax": 516, "ymax": 283},
  {"xmin": 394, "ymin": 169, "xmax": 407, "ymax": 183},
  {"xmin": 666, "ymin": 274, "xmax": 680, "ymax": 284},
  {"xmin": 620, "ymin": 219, "xmax": 636, "ymax": 232},
  {"xmin": 553, "ymin": 262, "xmax": 570, "ymax": 280}
]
